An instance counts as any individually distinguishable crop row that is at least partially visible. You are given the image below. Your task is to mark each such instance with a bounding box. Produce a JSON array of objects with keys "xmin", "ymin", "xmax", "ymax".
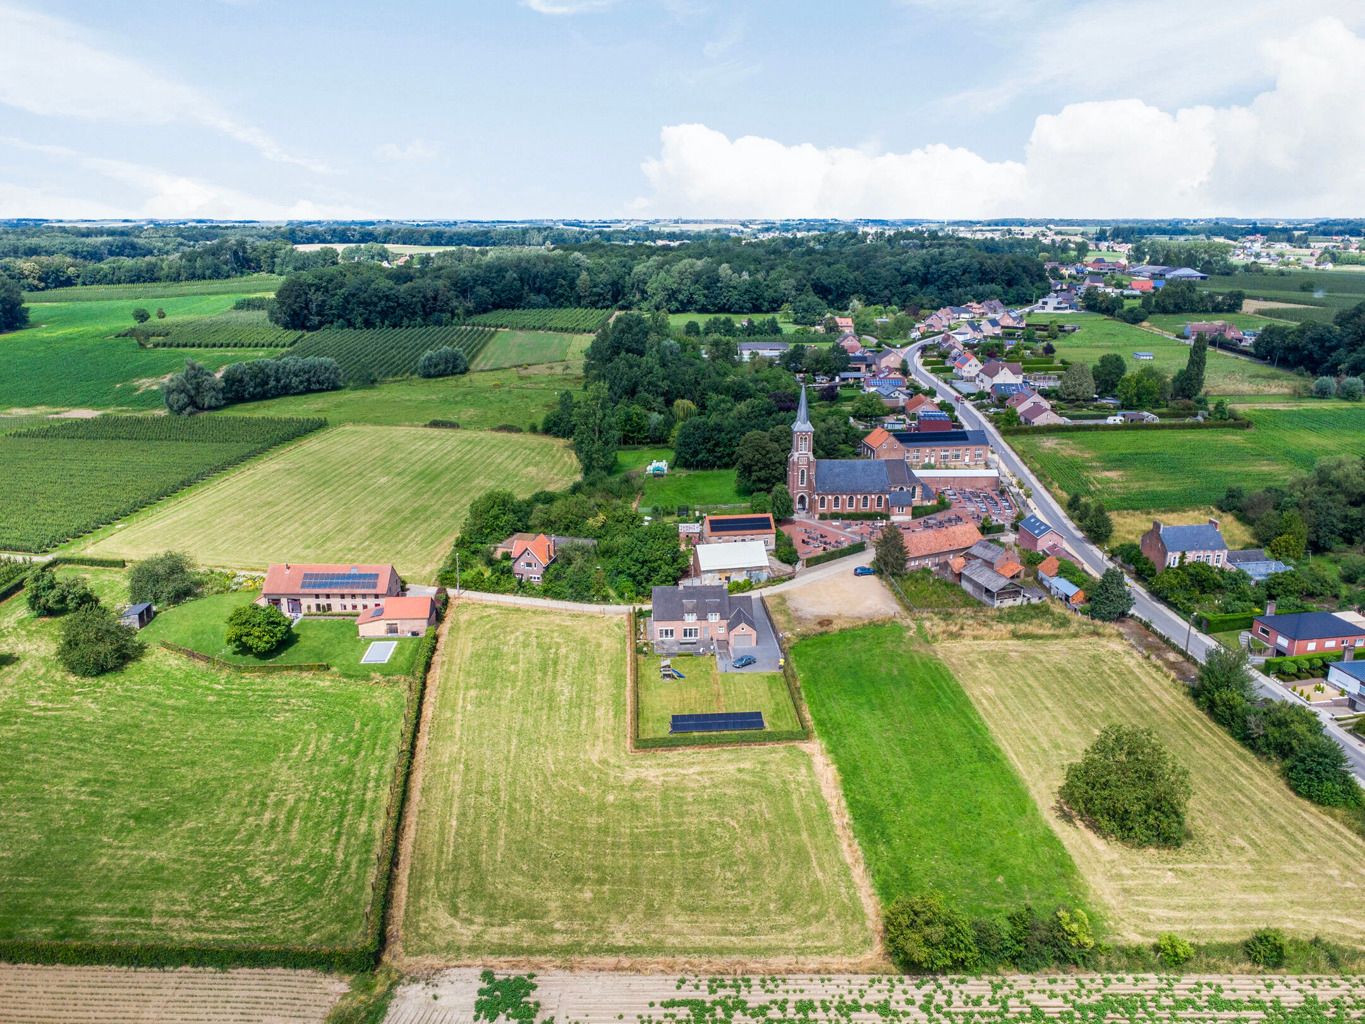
[
  {"xmin": 0, "ymin": 415, "xmax": 325, "ymax": 551},
  {"xmin": 142, "ymin": 310, "xmax": 302, "ymax": 349},
  {"xmin": 23, "ymin": 274, "xmax": 283, "ymax": 302},
  {"xmin": 291, "ymin": 324, "xmax": 495, "ymax": 381},
  {"xmin": 463, "ymin": 307, "xmax": 610, "ymax": 333}
]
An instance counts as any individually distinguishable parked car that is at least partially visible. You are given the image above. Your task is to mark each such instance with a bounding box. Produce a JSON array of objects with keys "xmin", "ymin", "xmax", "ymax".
[
  {"xmin": 732, "ymin": 655, "xmax": 757, "ymax": 669},
  {"xmin": 853, "ymin": 566, "xmax": 877, "ymax": 577}
]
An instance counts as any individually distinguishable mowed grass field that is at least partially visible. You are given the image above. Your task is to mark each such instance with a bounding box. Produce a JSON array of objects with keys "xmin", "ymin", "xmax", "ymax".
[
  {"xmin": 469, "ymin": 330, "xmax": 591, "ymax": 370},
  {"xmin": 0, "ymin": 570, "xmax": 406, "ymax": 949},
  {"xmin": 82, "ymin": 425, "xmax": 578, "ymax": 579},
  {"xmin": 1, "ymin": 292, "xmax": 284, "ymax": 410},
  {"xmin": 792, "ymin": 624, "xmax": 1088, "ymax": 919},
  {"xmin": 400, "ymin": 603, "xmax": 870, "ymax": 959},
  {"xmin": 636, "ymin": 653, "xmax": 801, "ymax": 741},
  {"xmin": 1010, "ymin": 405, "xmax": 1365, "ymax": 511},
  {"xmin": 937, "ymin": 633, "xmax": 1365, "ymax": 944}
]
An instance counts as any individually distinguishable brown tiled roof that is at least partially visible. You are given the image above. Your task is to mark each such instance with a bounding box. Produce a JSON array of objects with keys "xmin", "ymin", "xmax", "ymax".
[
  {"xmin": 1037, "ymin": 555, "xmax": 1060, "ymax": 577},
  {"xmin": 512, "ymin": 533, "xmax": 555, "ymax": 565},
  {"xmin": 901, "ymin": 519, "xmax": 983, "ymax": 558},
  {"xmin": 358, "ymin": 596, "xmax": 435, "ymax": 623},
  {"xmin": 863, "ymin": 427, "xmax": 892, "ymax": 448},
  {"xmin": 262, "ymin": 562, "xmax": 397, "ymax": 595},
  {"xmin": 996, "ymin": 560, "xmax": 1024, "ymax": 579}
]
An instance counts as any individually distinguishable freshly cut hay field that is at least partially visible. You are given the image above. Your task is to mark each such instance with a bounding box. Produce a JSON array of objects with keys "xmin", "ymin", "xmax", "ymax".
[
  {"xmin": 83, "ymin": 425, "xmax": 578, "ymax": 579},
  {"xmin": 937, "ymin": 633, "xmax": 1365, "ymax": 943},
  {"xmin": 792, "ymin": 624, "xmax": 1088, "ymax": 918},
  {"xmin": 0, "ymin": 570, "xmax": 407, "ymax": 950},
  {"xmin": 468, "ymin": 330, "xmax": 591, "ymax": 370},
  {"xmin": 400, "ymin": 603, "xmax": 870, "ymax": 959}
]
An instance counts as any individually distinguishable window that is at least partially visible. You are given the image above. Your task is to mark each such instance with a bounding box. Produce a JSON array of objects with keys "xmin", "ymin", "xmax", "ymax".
[
  {"xmin": 658, "ymin": 627, "xmax": 675, "ymax": 640},
  {"xmin": 1257, "ymin": 625, "xmax": 1270, "ymax": 638},
  {"xmin": 707, "ymin": 612, "xmax": 719, "ymax": 622},
  {"xmin": 683, "ymin": 612, "xmax": 696, "ymax": 622},
  {"xmin": 861, "ymin": 495, "xmax": 870, "ymax": 509},
  {"xmin": 799, "ymin": 468, "xmax": 807, "ymax": 487},
  {"xmin": 1306, "ymin": 642, "xmax": 1318, "ymax": 651},
  {"xmin": 1326, "ymin": 639, "xmax": 1337, "ymax": 648},
  {"xmin": 682, "ymin": 627, "xmax": 699, "ymax": 640}
]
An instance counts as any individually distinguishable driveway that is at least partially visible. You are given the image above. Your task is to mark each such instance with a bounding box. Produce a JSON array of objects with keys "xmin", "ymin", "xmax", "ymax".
[{"xmin": 718, "ymin": 596, "xmax": 782, "ymax": 672}]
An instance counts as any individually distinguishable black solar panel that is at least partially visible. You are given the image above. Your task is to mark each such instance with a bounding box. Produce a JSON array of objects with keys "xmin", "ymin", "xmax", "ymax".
[
  {"xmin": 670, "ymin": 711, "xmax": 766, "ymax": 734},
  {"xmin": 300, "ymin": 572, "xmax": 380, "ymax": 590},
  {"xmin": 708, "ymin": 515, "xmax": 773, "ymax": 533}
]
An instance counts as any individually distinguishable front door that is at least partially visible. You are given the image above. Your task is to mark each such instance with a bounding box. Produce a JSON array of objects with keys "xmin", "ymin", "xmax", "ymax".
[{"xmin": 287, "ymin": 598, "xmax": 301, "ymax": 615}]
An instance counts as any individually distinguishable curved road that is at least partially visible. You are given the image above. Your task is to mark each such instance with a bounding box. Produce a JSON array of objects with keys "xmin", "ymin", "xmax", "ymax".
[{"xmin": 907, "ymin": 340, "xmax": 1365, "ymax": 780}]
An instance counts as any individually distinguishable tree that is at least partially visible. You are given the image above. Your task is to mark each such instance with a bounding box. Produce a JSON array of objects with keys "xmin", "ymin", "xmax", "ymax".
[
  {"xmin": 128, "ymin": 552, "xmax": 201, "ymax": 608},
  {"xmin": 1087, "ymin": 568, "xmax": 1132, "ymax": 620},
  {"xmin": 872, "ymin": 524, "xmax": 908, "ymax": 578},
  {"xmin": 131, "ymin": 307, "xmax": 151, "ymax": 324},
  {"xmin": 57, "ymin": 605, "xmax": 145, "ymax": 677},
  {"xmin": 1193, "ymin": 647, "xmax": 1256, "ymax": 734},
  {"xmin": 155, "ymin": 307, "xmax": 166, "ymax": 319},
  {"xmin": 1313, "ymin": 376, "xmax": 1337, "ymax": 399},
  {"xmin": 162, "ymin": 359, "xmax": 225, "ymax": 415},
  {"xmin": 1093, "ymin": 354, "xmax": 1127, "ymax": 397},
  {"xmin": 0, "ymin": 276, "xmax": 29, "ymax": 332},
  {"xmin": 1339, "ymin": 376, "xmax": 1364, "ymax": 401},
  {"xmin": 1059, "ymin": 362, "xmax": 1095, "ymax": 402},
  {"xmin": 884, "ymin": 892, "xmax": 979, "ymax": 973},
  {"xmin": 770, "ymin": 483, "xmax": 794, "ymax": 521},
  {"xmin": 1171, "ymin": 336, "xmax": 1208, "ymax": 400},
  {"xmin": 1282, "ymin": 735, "xmax": 1361, "ymax": 807},
  {"xmin": 416, "ymin": 346, "xmax": 469, "ymax": 378},
  {"xmin": 1116, "ymin": 366, "xmax": 1170, "ymax": 409},
  {"xmin": 572, "ymin": 382, "xmax": 620, "ymax": 478},
  {"xmin": 225, "ymin": 603, "xmax": 292, "ymax": 656},
  {"xmin": 1245, "ymin": 929, "xmax": 1287, "ymax": 968},
  {"xmin": 734, "ymin": 430, "xmax": 786, "ymax": 494},
  {"xmin": 25, "ymin": 567, "xmax": 98, "ymax": 617},
  {"xmin": 748, "ymin": 491, "xmax": 771, "ymax": 513},
  {"xmin": 463, "ymin": 489, "xmax": 529, "ymax": 546},
  {"xmin": 1059, "ymin": 725, "xmax": 1192, "ymax": 847},
  {"xmin": 850, "ymin": 392, "xmax": 888, "ymax": 419}
]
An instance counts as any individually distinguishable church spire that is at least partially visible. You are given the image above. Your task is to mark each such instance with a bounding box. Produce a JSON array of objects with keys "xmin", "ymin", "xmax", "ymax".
[{"xmin": 792, "ymin": 384, "xmax": 812, "ymax": 433}]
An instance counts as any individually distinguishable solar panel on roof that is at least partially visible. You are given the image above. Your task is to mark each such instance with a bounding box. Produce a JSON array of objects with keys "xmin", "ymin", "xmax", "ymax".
[
  {"xmin": 708, "ymin": 515, "xmax": 772, "ymax": 533},
  {"xmin": 300, "ymin": 572, "xmax": 380, "ymax": 590},
  {"xmin": 669, "ymin": 711, "xmax": 765, "ymax": 734}
]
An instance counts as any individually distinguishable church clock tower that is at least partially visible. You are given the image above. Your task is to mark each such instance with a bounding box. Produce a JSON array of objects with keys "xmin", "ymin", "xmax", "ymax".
[{"xmin": 788, "ymin": 385, "xmax": 815, "ymax": 514}]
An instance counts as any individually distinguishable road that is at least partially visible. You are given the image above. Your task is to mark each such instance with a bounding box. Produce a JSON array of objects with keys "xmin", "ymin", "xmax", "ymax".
[{"xmin": 907, "ymin": 340, "xmax": 1365, "ymax": 780}]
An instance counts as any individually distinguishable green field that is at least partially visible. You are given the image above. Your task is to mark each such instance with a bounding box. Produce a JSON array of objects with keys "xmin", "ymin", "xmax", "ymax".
[
  {"xmin": 400, "ymin": 603, "xmax": 870, "ymax": 958},
  {"xmin": 0, "ymin": 294, "xmax": 287, "ymax": 410},
  {"xmin": 463, "ymin": 307, "xmax": 610, "ymax": 332},
  {"xmin": 143, "ymin": 308, "xmax": 302, "ymax": 348},
  {"xmin": 1032, "ymin": 314, "xmax": 1299, "ymax": 395},
  {"xmin": 637, "ymin": 653, "xmax": 801, "ymax": 742},
  {"xmin": 1205, "ymin": 268, "xmax": 1365, "ymax": 323},
  {"xmin": 613, "ymin": 446, "xmax": 745, "ymax": 511},
  {"xmin": 1011, "ymin": 405, "xmax": 1365, "ymax": 511},
  {"xmin": 0, "ymin": 569, "xmax": 407, "ymax": 949},
  {"xmin": 143, "ymin": 591, "xmax": 424, "ymax": 678},
  {"xmin": 22, "ymin": 275, "xmax": 282, "ymax": 303},
  {"xmin": 0, "ymin": 415, "xmax": 323, "ymax": 552},
  {"xmin": 1142, "ymin": 312, "xmax": 1292, "ymax": 335},
  {"xmin": 290, "ymin": 325, "xmax": 495, "ymax": 381},
  {"xmin": 667, "ymin": 311, "xmax": 798, "ymax": 334},
  {"xmin": 468, "ymin": 330, "xmax": 591, "ymax": 371},
  {"xmin": 82, "ymin": 424, "xmax": 580, "ymax": 579},
  {"xmin": 792, "ymin": 624, "xmax": 1087, "ymax": 918}
]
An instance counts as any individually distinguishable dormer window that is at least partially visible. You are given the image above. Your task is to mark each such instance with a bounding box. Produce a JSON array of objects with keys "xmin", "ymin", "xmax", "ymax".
[
  {"xmin": 707, "ymin": 612, "xmax": 719, "ymax": 622},
  {"xmin": 683, "ymin": 612, "xmax": 697, "ymax": 622}
]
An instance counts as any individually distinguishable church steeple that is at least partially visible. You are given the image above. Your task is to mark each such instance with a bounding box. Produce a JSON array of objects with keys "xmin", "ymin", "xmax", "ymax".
[{"xmin": 792, "ymin": 384, "xmax": 812, "ymax": 433}]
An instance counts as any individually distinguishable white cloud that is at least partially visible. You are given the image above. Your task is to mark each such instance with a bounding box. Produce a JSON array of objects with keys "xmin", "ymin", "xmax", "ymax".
[
  {"xmin": 0, "ymin": 2, "xmax": 330, "ymax": 173},
  {"xmin": 374, "ymin": 139, "xmax": 439, "ymax": 162},
  {"xmin": 521, "ymin": 0, "xmax": 617, "ymax": 13},
  {"xmin": 637, "ymin": 17, "xmax": 1365, "ymax": 218}
]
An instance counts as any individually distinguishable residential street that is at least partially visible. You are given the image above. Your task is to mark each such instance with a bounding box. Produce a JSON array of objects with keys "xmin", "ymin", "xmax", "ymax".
[{"xmin": 907, "ymin": 341, "xmax": 1365, "ymax": 781}]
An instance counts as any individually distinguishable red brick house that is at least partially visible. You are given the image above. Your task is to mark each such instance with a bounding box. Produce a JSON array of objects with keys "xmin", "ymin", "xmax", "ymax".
[
  {"xmin": 259, "ymin": 563, "xmax": 400, "ymax": 616},
  {"xmin": 1250, "ymin": 609, "xmax": 1365, "ymax": 657},
  {"xmin": 1140, "ymin": 519, "xmax": 1228, "ymax": 570},
  {"xmin": 649, "ymin": 585, "xmax": 761, "ymax": 656},
  {"xmin": 356, "ymin": 596, "xmax": 436, "ymax": 638},
  {"xmin": 1016, "ymin": 515, "xmax": 1058, "ymax": 553},
  {"xmin": 702, "ymin": 513, "xmax": 777, "ymax": 550},
  {"xmin": 508, "ymin": 534, "xmax": 555, "ymax": 583}
]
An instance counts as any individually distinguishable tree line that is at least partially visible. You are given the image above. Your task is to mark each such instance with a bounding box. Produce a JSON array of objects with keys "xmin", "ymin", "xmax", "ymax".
[{"xmin": 1252, "ymin": 301, "xmax": 1365, "ymax": 376}]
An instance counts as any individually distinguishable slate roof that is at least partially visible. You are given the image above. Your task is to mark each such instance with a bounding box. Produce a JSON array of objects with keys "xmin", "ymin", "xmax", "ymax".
[
  {"xmin": 1254, "ymin": 611, "xmax": 1365, "ymax": 641},
  {"xmin": 888, "ymin": 429, "xmax": 989, "ymax": 447},
  {"xmin": 1018, "ymin": 514, "xmax": 1053, "ymax": 540},
  {"xmin": 883, "ymin": 459, "xmax": 917, "ymax": 489},
  {"xmin": 967, "ymin": 540, "xmax": 1007, "ymax": 562},
  {"xmin": 651, "ymin": 584, "xmax": 755, "ymax": 626},
  {"xmin": 961, "ymin": 559, "xmax": 1016, "ymax": 593},
  {"xmin": 1226, "ymin": 548, "xmax": 1269, "ymax": 564},
  {"xmin": 1330, "ymin": 660, "xmax": 1365, "ymax": 682},
  {"xmin": 1157, "ymin": 522, "xmax": 1228, "ymax": 552},
  {"xmin": 814, "ymin": 459, "xmax": 892, "ymax": 494}
]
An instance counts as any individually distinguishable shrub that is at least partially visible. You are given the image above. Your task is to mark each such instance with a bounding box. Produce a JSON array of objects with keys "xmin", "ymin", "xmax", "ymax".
[
  {"xmin": 1245, "ymin": 928, "xmax": 1287, "ymax": 968},
  {"xmin": 1059, "ymin": 724, "xmax": 1192, "ymax": 847},
  {"xmin": 225, "ymin": 603, "xmax": 292, "ymax": 656},
  {"xmin": 127, "ymin": 551, "xmax": 202, "ymax": 608},
  {"xmin": 1312, "ymin": 376, "xmax": 1337, "ymax": 399},
  {"xmin": 416, "ymin": 346, "xmax": 469, "ymax": 378},
  {"xmin": 25, "ymin": 567, "xmax": 99, "ymax": 617},
  {"xmin": 1338, "ymin": 376, "xmax": 1364, "ymax": 402},
  {"xmin": 884, "ymin": 892, "xmax": 979, "ymax": 973},
  {"xmin": 1157, "ymin": 932, "xmax": 1195, "ymax": 967},
  {"xmin": 57, "ymin": 605, "xmax": 145, "ymax": 676},
  {"xmin": 1282, "ymin": 735, "xmax": 1362, "ymax": 807}
]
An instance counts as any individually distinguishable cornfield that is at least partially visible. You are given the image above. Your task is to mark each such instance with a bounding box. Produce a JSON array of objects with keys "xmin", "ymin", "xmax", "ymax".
[
  {"xmin": 290, "ymin": 325, "xmax": 494, "ymax": 380},
  {"xmin": 463, "ymin": 307, "xmax": 610, "ymax": 333}
]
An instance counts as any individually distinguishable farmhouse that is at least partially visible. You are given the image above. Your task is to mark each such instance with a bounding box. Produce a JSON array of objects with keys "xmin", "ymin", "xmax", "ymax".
[
  {"xmin": 702, "ymin": 512, "xmax": 777, "ymax": 550},
  {"xmin": 1250, "ymin": 609, "xmax": 1365, "ymax": 657},
  {"xmin": 649, "ymin": 584, "xmax": 763, "ymax": 655},
  {"xmin": 259, "ymin": 562, "xmax": 400, "ymax": 616},
  {"xmin": 356, "ymin": 596, "xmax": 436, "ymax": 638},
  {"xmin": 1140, "ymin": 518, "xmax": 1228, "ymax": 570},
  {"xmin": 691, "ymin": 540, "xmax": 770, "ymax": 586},
  {"xmin": 899, "ymin": 515, "xmax": 983, "ymax": 570}
]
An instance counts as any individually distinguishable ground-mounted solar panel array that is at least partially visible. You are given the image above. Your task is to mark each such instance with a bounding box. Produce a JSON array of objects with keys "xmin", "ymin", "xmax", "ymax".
[{"xmin": 670, "ymin": 711, "xmax": 766, "ymax": 734}]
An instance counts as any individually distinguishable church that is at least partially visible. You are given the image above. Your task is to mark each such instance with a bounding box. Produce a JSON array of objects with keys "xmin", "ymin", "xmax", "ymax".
[{"xmin": 787, "ymin": 386, "xmax": 929, "ymax": 516}]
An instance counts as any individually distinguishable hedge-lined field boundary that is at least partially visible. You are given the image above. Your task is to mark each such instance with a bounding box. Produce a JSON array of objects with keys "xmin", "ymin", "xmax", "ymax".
[{"xmin": 1000, "ymin": 418, "xmax": 1252, "ymax": 437}]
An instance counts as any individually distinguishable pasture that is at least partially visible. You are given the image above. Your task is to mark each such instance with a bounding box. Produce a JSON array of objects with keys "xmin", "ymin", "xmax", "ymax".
[
  {"xmin": 468, "ymin": 330, "xmax": 591, "ymax": 370},
  {"xmin": 290, "ymin": 325, "xmax": 495, "ymax": 381},
  {"xmin": 1142, "ymin": 312, "xmax": 1291, "ymax": 335},
  {"xmin": 0, "ymin": 569, "xmax": 407, "ymax": 950},
  {"xmin": 0, "ymin": 415, "xmax": 322, "ymax": 552},
  {"xmin": 667, "ymin": 311, "xmax": 798, "ymax": 334},
  {"xmin": 82, "ymin": 425, "xmax": 579, "ymax": 579},
  {"xmin": 21, "ymin": 274, "xmax": 281, "ymax": 302},
  {"xmin": 399, "ymin": 603, "xmax": 870, "ymax": 959},
  {"xmin": 617, "ymin": 449, "xmax": 745, "ymax": 510},
  {"xmin": 1011, "ymin": 405, "xmax": 1365, "ymax": 511},
  {"xmin": 636, "ymin": 653, "xmax": 802, "ymax": 743},
  {"xmin": 937, "ymin": 633, "xmax": 1365, "ymax": 943},
  {"xmin": 463, "ymin": 307, "xmax": 610, "ymax": 332},
  {"xmin": 1205, "ymin": 267, "xmax": 1365, "ymax": 323},
  {"xmin": 0, "ymin": 293, "xmax": 286, "ymax": 410},
  {"xmin": 792, "ymin": 624, "xmax": 1088, "ymax": 918}
]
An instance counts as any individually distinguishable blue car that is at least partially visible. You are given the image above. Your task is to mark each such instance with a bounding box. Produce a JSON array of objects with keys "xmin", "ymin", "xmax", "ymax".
[
  {"xmin": 732, "ymin": 655, "xmax": 757, "ymax": 669},
  {"xmin": 853, "ymin": 566, "xmax": 877, "ymax": 577}
]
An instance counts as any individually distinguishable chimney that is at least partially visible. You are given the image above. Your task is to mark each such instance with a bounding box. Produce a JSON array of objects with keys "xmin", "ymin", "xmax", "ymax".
[
  {"xmin": 1345, "ymin": 646, "xmax": 1356, "ymax": 663},
  {"xmin": 1265, "ymin": 599, "xmax": 1276, "ymax": 616},
  {"xmin": 1208, "ymin": 517, "xmax": 1220, "ymax": 528}
]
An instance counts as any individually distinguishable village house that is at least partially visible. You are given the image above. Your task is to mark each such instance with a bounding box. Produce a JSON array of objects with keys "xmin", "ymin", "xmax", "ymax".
[
  {"xmin": 838, "ymin": 333, "xmax": 863, "ymax": 355},
  {"xmin": 872, "ymin": 347, "xmax": 911, "ymax": 373},
  {"xmin": 834, "ymin": 315, "xmax": 855, "ymax": 334},
  {"xmin": 1140, "ymin": 519, "xmax": 1229, "ymax": 569},
  {"xmin": 1016, "ymin": 514, "xmax": 1059, "ymax": 553},
  {"xmin": 508, "ymin": 533, "xmax": 556, "ymax": 583},
  {"xmin": 649, "ymin": 585, "xmax": 760, "ymax": 656},
  {"xmin": 978, "ymin": 360, "xmax": 1024, "ymax": 387},
  {"xmin": 951, "ymin": 351, "xmax": 983, "ymax": 379},
  {"xmin": 899, "ymin": 516, "xmax": 983, "ymax": 570},
  {"xmin": 690, "ymin": 540, "xmax": 770, "ymax": 586},
  {"xmin": 1185, "ymin": 321, "xmax": 1245, "ymax": 345},
  {"xmin": 1019, "ymin": 402, "xmax": 1067, "ymax": 427},
  {"xmin": 1326, "ymin": 651, "xmax": 1365, "ymax": 711},
  {"xmin": 356, "ymin": 596, "xmax": 436, "ymax": 638},
  {"xmin": 1250, "ymin": 607, "xmax": 1365, "ymax": 657},
  {"xmin": 701, "ymin": 513, "xmax": 777, "ymax": 551},
  {"xmin": 259, "ymin": 562, "xmax": 401, "ymax": 616}
]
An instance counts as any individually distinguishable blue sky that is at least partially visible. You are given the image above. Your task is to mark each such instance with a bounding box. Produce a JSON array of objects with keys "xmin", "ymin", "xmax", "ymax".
[{"xmin": 2, "ymin": 0, "xmax": 1364, "ymax": 219}]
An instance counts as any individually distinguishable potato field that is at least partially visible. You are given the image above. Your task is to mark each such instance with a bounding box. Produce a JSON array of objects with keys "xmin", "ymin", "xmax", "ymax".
[
  {"xmin": 0, "ymin": 415, "xmax": 323, "ymax": 551},
  {"xmin": 463, "ymin": 306, "xmax": 610, "ymax": 332},
  {"xmin": 142, "ymin": 309, "xmax": 302, "ymax": 348},
  {"xmin": 290, "ymin": 324, "xmax": 495, "ymax": 380}
]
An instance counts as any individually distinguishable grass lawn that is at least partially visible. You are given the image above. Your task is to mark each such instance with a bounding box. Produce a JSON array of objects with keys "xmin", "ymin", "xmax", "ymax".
[
  {"xmin": 468, "ymin": 330, "xmax": 591, "ymax": 371},
  {"xmin": 81, "ymin": 425, "xmax": 579, "ymax": 579},
  {"xmin": 400, "ymin": 603, "xmax": 870, "ymax": 959},
  {"xmin": 219, "ymin": 367, "xmax": 579, "ymax": 430},
  {"xmin": 1, "ymin": 293, "xmax": 285, "ymax": 411},
  {"xmin": 1010, "ymin": 405, "xmax": 1365, "ymax": 512},
  {"xmin": 0, "ymin": 569, "xmax": 407, "ymax": 949},
  {"xmin": 613, "ymin": 447, "xmax": 745, "ymax": 511},
  {"xmin": 791, "ymin": 624, "xmax": 1088, "ymax": 919},
  {"xmin": 937, "ymin": 631, "xmax": 1365, "ymax": 943},
  {"xmin": 636, "ymin": 653, "xmax": 801, "ymax": 741},
  {"xmin": 666, "ymin": 311, "xmax": 798, "ymax": 334},
  {"xmin": 141, "ymin": 591, "xmax": 423, "ymax": 678}
]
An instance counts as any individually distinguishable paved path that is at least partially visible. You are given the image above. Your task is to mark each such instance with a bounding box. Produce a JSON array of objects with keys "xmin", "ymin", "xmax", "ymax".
[{"xmin": 908, "ymin": 341, "xmax": 1365, "ymax": 781}]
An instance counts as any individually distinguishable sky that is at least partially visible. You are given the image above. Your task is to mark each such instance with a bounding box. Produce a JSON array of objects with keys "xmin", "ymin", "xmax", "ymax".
[{"xmin": 1, "ymin": 0, "xmax": 1364, "ymax": 221}]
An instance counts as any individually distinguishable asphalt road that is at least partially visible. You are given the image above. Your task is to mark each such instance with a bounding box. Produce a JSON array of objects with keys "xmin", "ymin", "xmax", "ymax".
[{"xmin": 907, "ymin": 340, "xmax": 1365, "ymax": 780}]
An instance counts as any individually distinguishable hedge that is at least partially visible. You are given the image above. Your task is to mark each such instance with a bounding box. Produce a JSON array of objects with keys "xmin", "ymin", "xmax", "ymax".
[
  {"xmin": 1196, "ymin": 610, "xmax": 1258, "ymax": 633},
  {"xmin": 1264, "ymin": 650, "xmax": 1344, "ymax": 677},
  {"xmin": 805, "ymin": 540, "xmax": 867, "ymax": 567},
  {"xmin": 999, "ymin": 418, "xmax": 1252, "ymax": 436},
  {"xmin": 818, "ymin": 511, "xmax": 887, "ymax": 522},
  {"xmin": 158, "ymin": 641, "xmax": 331, "ymax": 674},
  {"xmin": 912, "ymin": 500, "xmax": 952, "ymax": 519}
]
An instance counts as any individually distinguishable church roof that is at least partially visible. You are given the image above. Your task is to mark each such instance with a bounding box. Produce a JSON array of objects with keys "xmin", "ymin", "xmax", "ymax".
[
  {"xmin": 813, "ymin": 459, "xmax": 892, "ymax": 494},
  {"xmin": 792, "ymin": 384, "xmax": 813, "ymax": 432}
]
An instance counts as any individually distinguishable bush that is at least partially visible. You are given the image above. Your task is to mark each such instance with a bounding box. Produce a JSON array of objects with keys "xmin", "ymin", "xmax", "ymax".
[
  {"xmin": 883, "ymin": 892, "xmax": 979, "ymax": 973},
  {"xmin": 1059, "ymin": 724, "xmax": 1192, "ymax": 847},
  {"xmin": 416, "ymin": 346, "xmax": 469, "ymax": 378},
  {"xmin": 57, "ymin": 606, "xmax": 145, "ymax": 676},
  {"xmin": 25, "ymin": 567, "xmax": 99, "ymax": 617},
  {"xmin": 1282, "ymin": 735, "xmax": 1362, "ymax": 807},
  {"xmin": 1157, "ymin": 932, "xmax": 1195, "ymax": 967},
  {"xmin": 1245, "ymin": 928, "xmax": 1287, "ymax": 968},
  {"xmin": 127, "ymin": 551, "xmax": 202, "ymax": 608},
  {"xmin": 225, "ymin": 603, "xmax": 292, "ymax": 656},
  {"xmin": 1339, "ymin": 376, "xmax": 1364, "ymax": 402}
]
